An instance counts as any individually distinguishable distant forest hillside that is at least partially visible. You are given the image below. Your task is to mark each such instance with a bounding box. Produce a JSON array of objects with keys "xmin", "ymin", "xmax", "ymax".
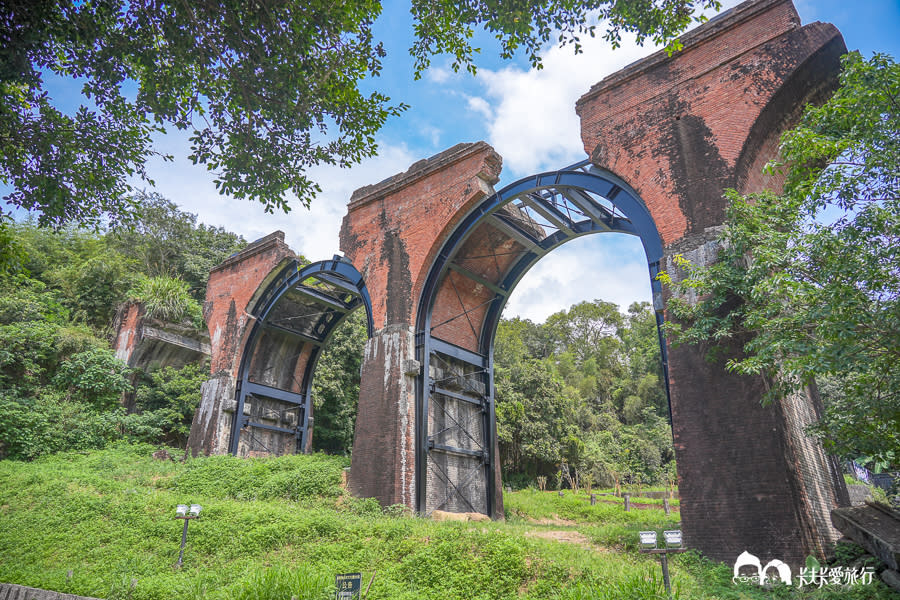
[{"xmin": 1, "ymin": 193, "xmax": 674, "ymax": 489}]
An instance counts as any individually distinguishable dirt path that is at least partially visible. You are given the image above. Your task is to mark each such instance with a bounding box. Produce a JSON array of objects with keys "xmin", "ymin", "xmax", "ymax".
[{"xmin": 525, "ymin": 529, "xmax": 597, "ymax": 550}]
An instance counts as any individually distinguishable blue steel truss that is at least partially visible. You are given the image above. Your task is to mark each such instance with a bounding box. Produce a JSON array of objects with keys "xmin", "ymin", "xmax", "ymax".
[
  {"xmin": 415, "ymin": 161, "xmax": 667, "ymax": 516},
  {"xmin": 230, "ymin": 257, "xmax": 373, "ymax": 455}
]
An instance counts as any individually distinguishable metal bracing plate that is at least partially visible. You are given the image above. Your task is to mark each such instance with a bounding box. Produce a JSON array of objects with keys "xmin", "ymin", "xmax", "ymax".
[
  {"xmin": 243, "ymin": 380, "xmax": 306, "ymax": 405},
  {"xmin": 429, "ymin": 337, "xmax": 486, "ymax": 367},
  {"xmin": 446, "ymin": 262, "xmax": 507, "ymax": 297}
]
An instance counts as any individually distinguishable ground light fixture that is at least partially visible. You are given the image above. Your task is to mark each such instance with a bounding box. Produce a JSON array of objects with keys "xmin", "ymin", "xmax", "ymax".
[
  {"xmin": 174, "ymin": 503, "xmax": 202, "ymax": 567},
  {"xmin": 639, "ymin": 529, "xmax": 686, "ymax": 598}
]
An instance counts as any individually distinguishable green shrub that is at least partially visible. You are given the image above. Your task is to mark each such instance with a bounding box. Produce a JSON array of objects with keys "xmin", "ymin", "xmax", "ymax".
[
  {"xmin": 218, "ymin": 564, "xmax": 330, "ymax": 600},
  {"xmin": 53, "ymin": 348, "xmax": 132, "ymax": 409},
  {"xmin": 171, "ymin": 453, "xmax": 346, "ymax": 501},
  {"xmin": 129, "ymin": 363, "xmax": 208, "ymax": 447},
  {"xmin": 129, "ymin": 275, "xmax": 203, "ymax": 327},
  {"xmin": 0, "ymin": 392, "xmax": 124, "ymax": 460}
]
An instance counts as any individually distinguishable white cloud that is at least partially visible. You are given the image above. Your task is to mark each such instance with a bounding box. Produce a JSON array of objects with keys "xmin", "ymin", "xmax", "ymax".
[
  {"xmin": 140, "ymin": 130, "xmax": 416, "ymax": 260},
  {"xmin": 472, "ymin": 1, "xmax": 743, "ymax": 177},
  {"xmin": 502, "ymin": 234, "xmax": 654, "ymax": 323},
  {"xmin": 426, "ymin": 66, "xmax": 453, "ymax": 84},
  {"xmin": 465, "ymin": 96, "xmax": 493, "ymax": 120},
  {"xmin": 473, "ymin": 35, "xmax": 652, "ymax": 177}
]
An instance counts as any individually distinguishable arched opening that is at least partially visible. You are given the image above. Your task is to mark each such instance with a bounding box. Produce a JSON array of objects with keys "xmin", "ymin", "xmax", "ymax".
[
  {"xmin": 415, "ymin": 161, "xmax": 665, "ymax": 516},
  {"xmin": 230, "ymin": 257, "xmax": 373, "ymax": 456}
]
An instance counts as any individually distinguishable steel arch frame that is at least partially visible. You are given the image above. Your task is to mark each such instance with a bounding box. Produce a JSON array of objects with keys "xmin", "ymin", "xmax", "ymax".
[
  {"xmin": 229, "ymin": 256, "xmax": 374, "ymax": 455},
  {"xmin": 414, "ymin": 160, "xmax": 667, "ymax": 516}
]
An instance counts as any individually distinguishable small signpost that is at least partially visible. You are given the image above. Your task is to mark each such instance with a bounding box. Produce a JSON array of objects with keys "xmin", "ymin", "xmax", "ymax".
[
  {"xmin": 638, "ymin": 530, "xmax": 686, "ymax": 598},
  {"xmin": 335, "ymin": 573, "xmax": 362, "ymax": 599}
]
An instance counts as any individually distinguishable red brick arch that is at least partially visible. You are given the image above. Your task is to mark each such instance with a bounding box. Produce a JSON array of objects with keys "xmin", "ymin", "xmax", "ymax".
[
  {"xmin": 190, "ymin": 0, "xmax": 850, "ymax": 569},
  {"xmin": 339, "ymin": 0, "xmax": 849, "ymax": 568}
]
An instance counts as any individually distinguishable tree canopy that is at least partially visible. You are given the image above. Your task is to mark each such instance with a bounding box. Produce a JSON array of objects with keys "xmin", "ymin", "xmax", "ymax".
[
  {"xmin": 1, "ymin": 0, "xmax": 719, "ymax": 229},
  {"xmin": 663, "ymin": 52, "xmax": 899, "ymax": 466},
  {"xmin": 495, "ymin": 300, "xmax": 672, "ymax": 488}
]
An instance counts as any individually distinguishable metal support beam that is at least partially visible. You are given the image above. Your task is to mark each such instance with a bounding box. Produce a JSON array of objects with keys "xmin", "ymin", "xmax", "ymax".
[
  {"xmin": 447, "ymin": 262, "xmax": 507, "ymax": 296},
  {"xmin": 428, "ymin": 440, "xmax": 487, "ymax": 461},
  {"xmin": 261, "ymin": 321, "xmax": 324, "ymax": 346},
  {"xmin": 309, "ymin": 272, "xmax": 361, "ymax": 295},
  {"xmin": 431, "ymin": 385, "xmax": 485, "ymax": 407},
  {"xmin": 489, "ymin": 213, "xmax": 544, "ymax": 249},
  {"xmin": 291, "ymin": 286, "xmax": 350, "ymax": 312},
  {"xmin": 243, "ymin": 419, "xmax": 301, "ymax": 436},
  {"xmin": 430, "ymin": 337, "xmax": 486, "ymax": 367},
  {"xmin": 522, "ymin": 194, "xmax": 575, "ymax": 235},
  {"xmin": 560, "ymin": 188, "xmax": 614, "ymax": 230},
  {"xmin": 243, "ymin": 381, "xmax": 306, "ymax": 405}
]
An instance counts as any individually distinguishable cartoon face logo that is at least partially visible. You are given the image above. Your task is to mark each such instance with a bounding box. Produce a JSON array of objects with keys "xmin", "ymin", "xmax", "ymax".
[{"xmin": 733, "ymin": 551, "xmax": 792, "ymax": 585}]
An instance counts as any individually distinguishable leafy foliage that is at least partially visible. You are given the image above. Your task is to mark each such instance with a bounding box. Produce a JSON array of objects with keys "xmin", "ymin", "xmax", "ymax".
[
  {"xmin": 1, "ymin": 0, "xmax": 404, "ymax": 227},
  {"xmin": 128, "ymin": 275, "xmax": 204, "ymax": 328},
  {"xmin": 108, "ymin": 192, "xmax": 245, "ymax": 300},
  {"xmin": 311, "ymin": 310, "xmax": 368, "ymax": 454},
  {"xmin": 409, "ymin": 0, "xmax": 722, "ymax": 77},
  {"xmin": 126, "ymin": 362, "xmax": 210, "ymax": 447},
  {"xmin": 2, "ymin": 1, "xmax": 721, "ymax": 230},
  {"xmin": 662, "ymin": 53, "xmax": 900, "ymax": 466},
  {"xmin": 0, "ymin": 198, "xmax": 246, "ymax": 457},
  {"xmin": 52, "ymin": 348, "xmax": 132, "ymax": 409},
  {"xmin": 495, "ymin": 300, "xmax": 673, "ymax": 487}
]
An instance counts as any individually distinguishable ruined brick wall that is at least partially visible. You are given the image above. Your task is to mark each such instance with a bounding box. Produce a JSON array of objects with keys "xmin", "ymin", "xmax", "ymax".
[
  {"xmin": 187, "ymin": 231, "xmax": 297, "ymax": 457},
  {"xmin": 112, "ymin": 301, "xmax": 210, "ymax": 411},
  {"xmin": 340, "ymin": 143, "xmax": 502, "ymax": 510},
  {"xmin": 341, "ymin": 143, "xmax": 503, "ymax": 330},
  {"xmin": 576, "ymin": 0, "xmax": 847, "ymax": 567}
]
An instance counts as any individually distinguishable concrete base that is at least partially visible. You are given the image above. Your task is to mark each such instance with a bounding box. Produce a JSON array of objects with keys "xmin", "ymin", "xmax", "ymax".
[{"xmin": 0, "ymin": 583, "xmax": 101, "ymax": 600}]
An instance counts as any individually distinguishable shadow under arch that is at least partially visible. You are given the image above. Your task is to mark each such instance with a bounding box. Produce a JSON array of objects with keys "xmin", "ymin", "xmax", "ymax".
[
  {"xmin": 414, "ymin": 160, "xmax": 666, "ymax": 516},
  {"xmin": 229, "ymin": 256, "xmax": 374, "ymax": 456}
]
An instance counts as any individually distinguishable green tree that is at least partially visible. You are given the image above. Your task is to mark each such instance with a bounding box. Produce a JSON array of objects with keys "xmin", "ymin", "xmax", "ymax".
[
  {"xmin": 495, "ymin": 358, "xmax": 577, "ymax": 477},
  {"xmin": 663, "ymin": 53, "xmax": 900, "ymax": 464},
  {"xmin": 128, "ymin": 362, "xmax": 209, "ymax": 447},
  {"xmin": 311, "ymin": 310, "xmax": 368, "ymax": 454},
  {"xmin": 2, "ymin": 0, "xmax": 718, "ymax": 229},
  {"xmin": 108, "ymin": 192, "xmax": 245, "ymax": 300}
]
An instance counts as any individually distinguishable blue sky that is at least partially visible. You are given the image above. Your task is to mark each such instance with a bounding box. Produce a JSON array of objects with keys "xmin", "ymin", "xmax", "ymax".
[{"xmin": 27, "ymin": 0, "xmax": 900, "ymax": 322}]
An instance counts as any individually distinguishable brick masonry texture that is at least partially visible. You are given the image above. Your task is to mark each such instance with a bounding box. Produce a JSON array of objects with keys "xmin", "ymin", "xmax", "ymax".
[
  {"xmin": 340, "ymin": 142, "xmax": 504, "ymax": 512},
  {"xmin": 575, "ymin": 0, "xmax": 847, "ymax": 566},
  {"xmin": 187, "ymin": 231, "xmax": 299, "ymax": 457},
  {"xmin": 186, "ymin": 0, "xmax": 850, "ymax": 564},
  {"xmin": 335, "ymin": 0, "xmax": 849, "ymax": 563}
]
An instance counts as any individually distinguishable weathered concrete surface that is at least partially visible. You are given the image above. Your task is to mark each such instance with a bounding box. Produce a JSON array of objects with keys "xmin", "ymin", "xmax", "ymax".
[
  {"xmin": 574, "ymin": 0, "xmax": 848, "ymax": 567},
  {"xmin": 111, "ymin": 302, "xmax": 210, "ymax": 410},
  {"xmin": 0, "ymin": 583, "xmax": 101, "ymax": 600},
  {"xmin": 112, "ymin": 303, "xmax": 211, "ymax": 371},
  {"xmin": 347, "ymin": 326, "xmax": 418, "ymax": 509},
  {"xmin": 831, "ymin": 502, "xmax": 900, "ymax": 571}
]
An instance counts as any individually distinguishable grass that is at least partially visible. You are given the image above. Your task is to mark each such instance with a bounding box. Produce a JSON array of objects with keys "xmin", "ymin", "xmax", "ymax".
[{"xmin": 0, "ymin": 443, "xmax": 895, "ymax": 599}]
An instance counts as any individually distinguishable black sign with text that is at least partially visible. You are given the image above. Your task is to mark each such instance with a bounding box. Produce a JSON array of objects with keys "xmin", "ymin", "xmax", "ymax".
[{"xmin": 335, "ymin": 573, "xmax": 362, "ymax": 599}]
